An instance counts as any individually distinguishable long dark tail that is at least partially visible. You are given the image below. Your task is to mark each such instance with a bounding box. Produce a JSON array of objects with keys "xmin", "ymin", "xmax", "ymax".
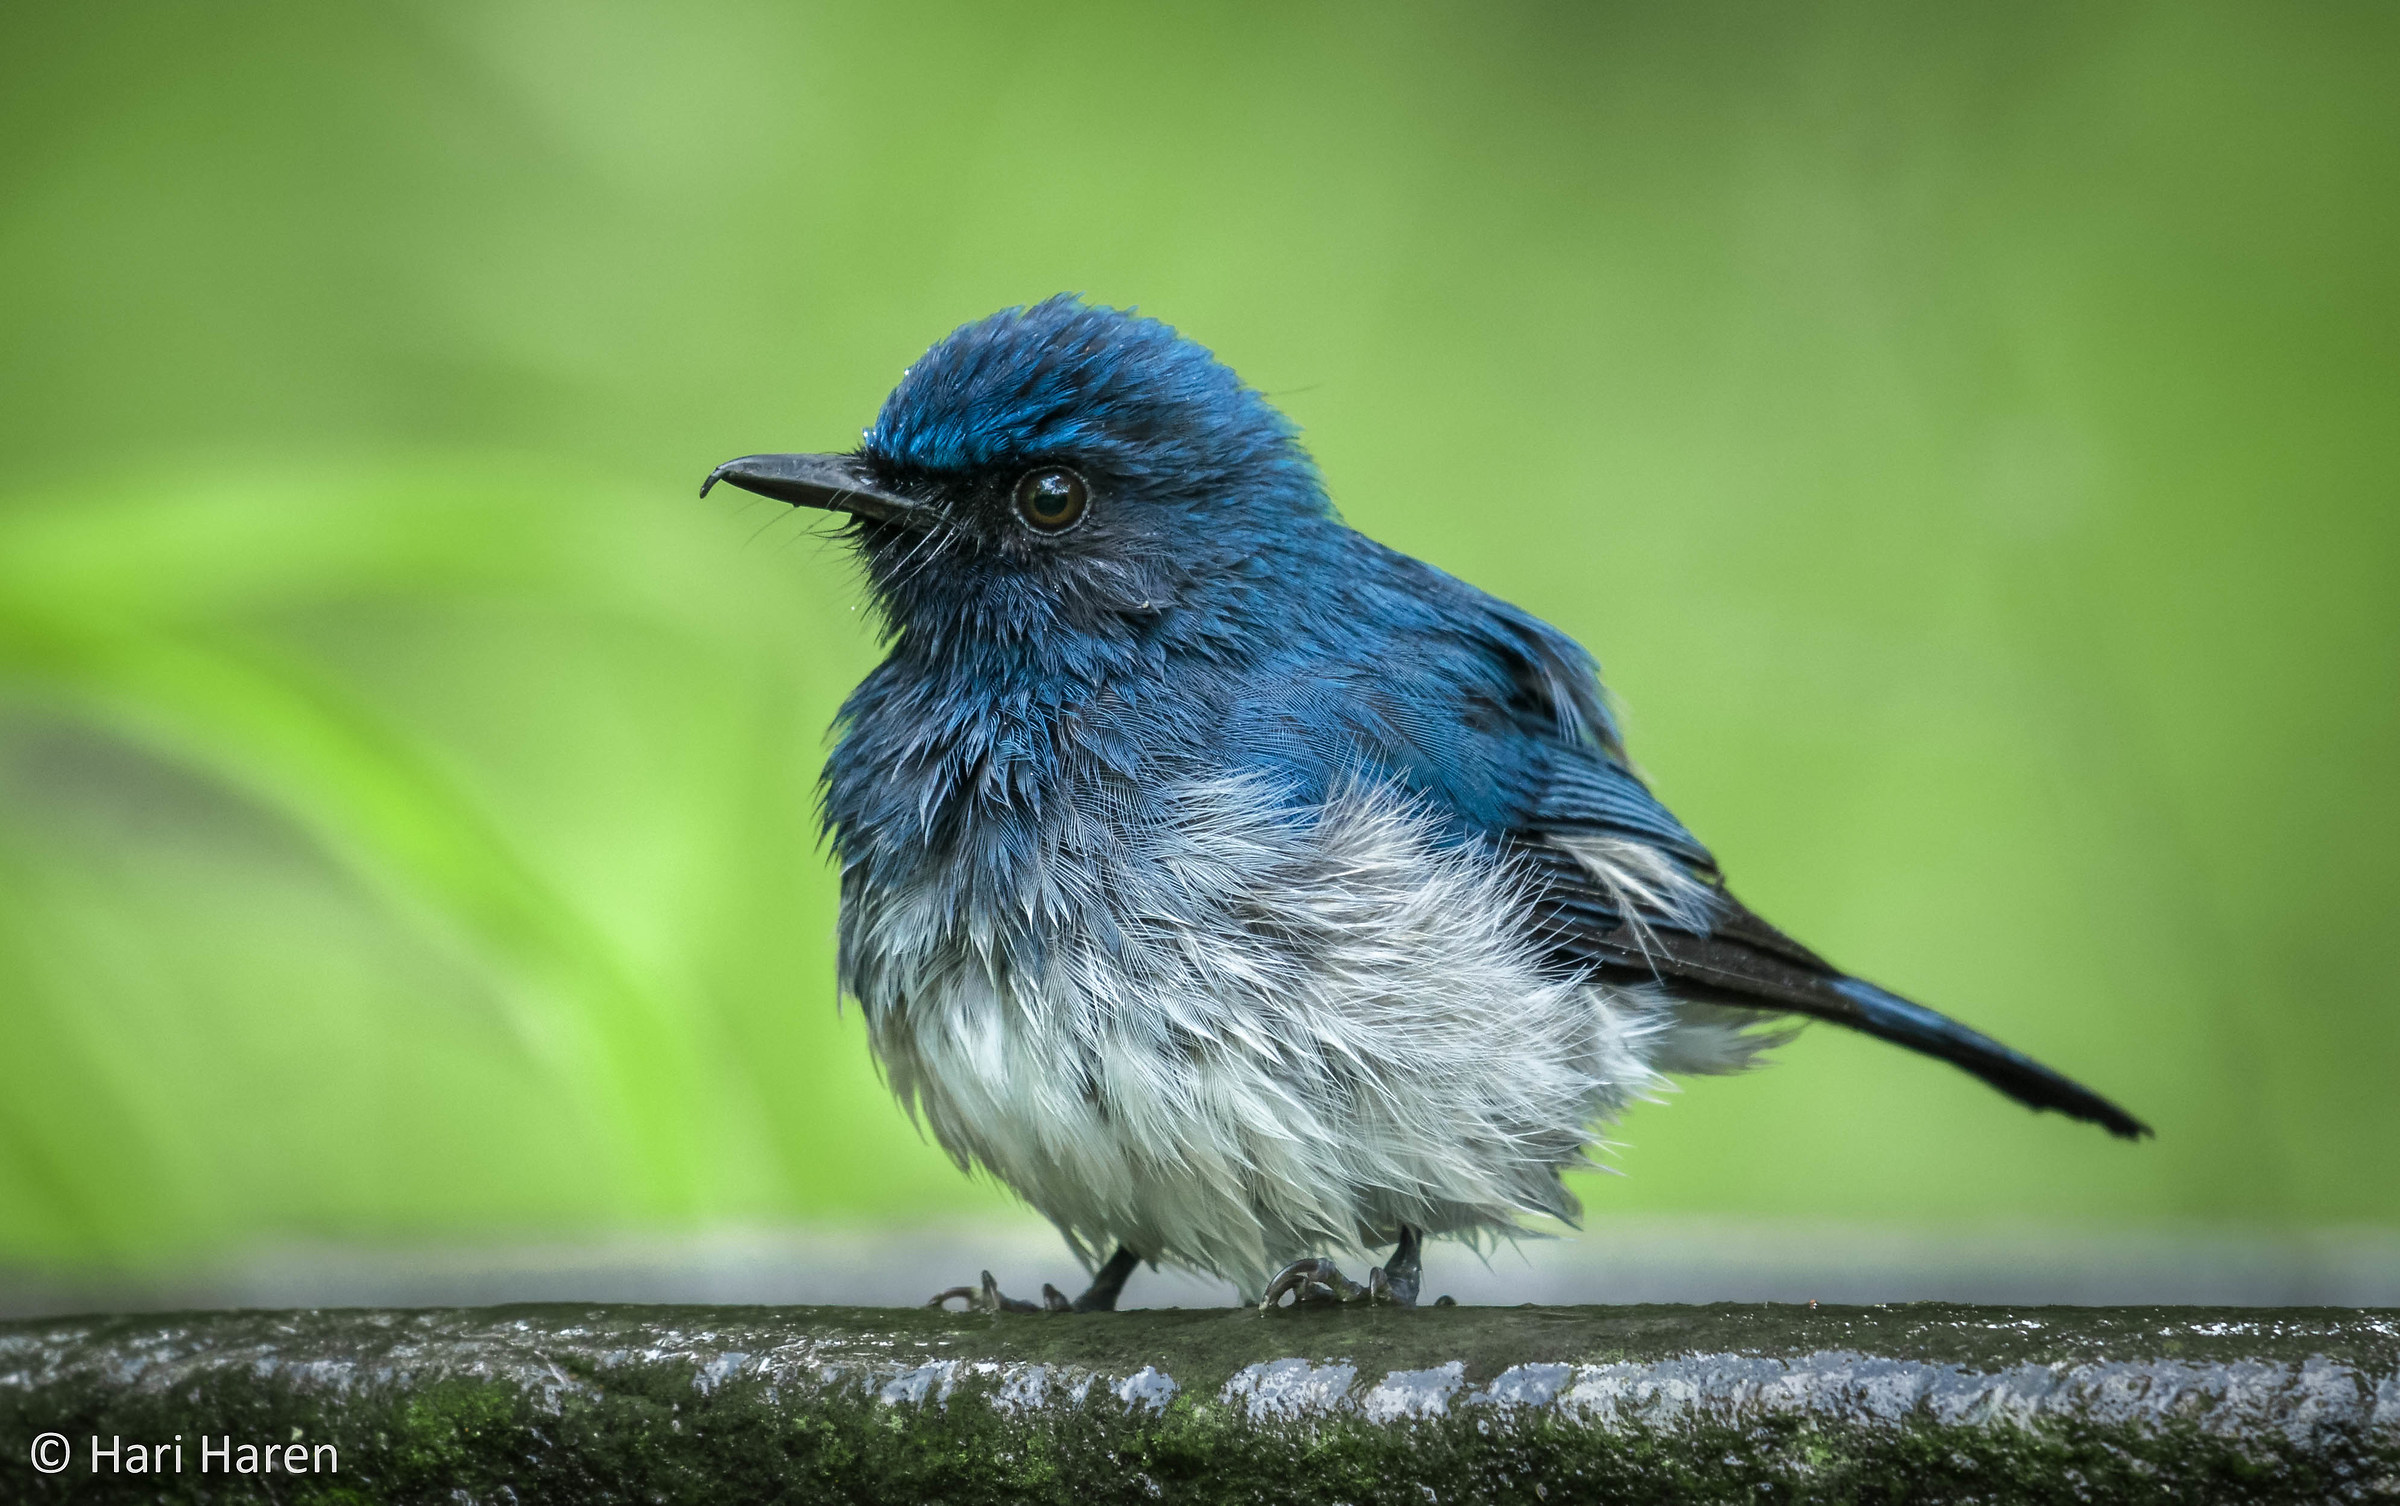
[
  {"xmin": 1819, "ymin": 976, "xmax": 2150, "ymax": 1139},
  {"xmin": 1517, "ymin": 843, "xmax": 2153, "ymax": 1138}
]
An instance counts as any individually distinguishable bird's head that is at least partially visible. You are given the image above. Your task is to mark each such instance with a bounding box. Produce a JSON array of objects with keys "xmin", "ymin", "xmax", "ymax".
[{"xmin": 704, "ymin": 296, "xmax": 1332, "ymax": 657}]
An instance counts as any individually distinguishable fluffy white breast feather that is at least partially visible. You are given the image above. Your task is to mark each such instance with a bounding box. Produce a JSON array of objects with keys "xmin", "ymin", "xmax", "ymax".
[{"xmin": 841, "ymin": 774, "xmax": 1775, "ymax": 1297}]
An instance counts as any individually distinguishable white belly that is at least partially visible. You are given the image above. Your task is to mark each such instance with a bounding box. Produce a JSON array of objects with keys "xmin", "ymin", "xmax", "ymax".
[{"xmin": 842, "ymin": 775, "xmax": 1674, "ymax": 1296}]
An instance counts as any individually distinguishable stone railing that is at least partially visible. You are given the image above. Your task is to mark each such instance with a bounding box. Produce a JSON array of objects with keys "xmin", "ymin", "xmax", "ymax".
[{"xmin": 4, "ymin": 1303, "xmax": 2395, "ymax": 1502}]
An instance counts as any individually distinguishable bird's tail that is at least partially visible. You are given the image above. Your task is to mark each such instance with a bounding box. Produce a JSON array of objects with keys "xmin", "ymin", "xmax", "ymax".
[
  {"xmin": 1822, "ymin": 975, "xmax": 2152, "ymax": 1140},
  {"xmin": 1517, "ymin": 843, "xmax": 2153, "ymax": 1139}
]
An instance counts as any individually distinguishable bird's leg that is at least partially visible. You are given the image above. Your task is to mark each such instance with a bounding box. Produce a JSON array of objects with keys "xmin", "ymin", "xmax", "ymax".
[
  {"xmin": 1260, "ymin": 1227, "xmax": 1427, "ymax": 1311},
  {"xmin": 1043, "ymin": 1245, "xmax": 1142, "ymax": 1312},
  {"xmin": 1367, "ymin": 1225, "xmax": 1422, "ymax": 1307},
  {"xmin": 928, "ymin": 1245, "xmax": 1142, "ymax": 1315}
]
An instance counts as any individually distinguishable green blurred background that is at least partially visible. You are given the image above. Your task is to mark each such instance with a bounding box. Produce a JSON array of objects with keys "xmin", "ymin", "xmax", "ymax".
[{"xmin": 2, "ymin": 0, "xmax": 2394, "ymax": 1281}]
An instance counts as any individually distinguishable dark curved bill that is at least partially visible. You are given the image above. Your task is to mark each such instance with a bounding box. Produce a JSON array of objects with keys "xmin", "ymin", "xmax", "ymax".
[{"xmin": 699, "ymin": 453, "xmax": 937, "ymax": 531}]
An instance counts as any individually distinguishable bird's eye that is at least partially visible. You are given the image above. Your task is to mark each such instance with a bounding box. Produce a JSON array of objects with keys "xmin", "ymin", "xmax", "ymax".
[{"xmin": 1012, "ymin": 467, "xmax": 1088, "ymax": 532}]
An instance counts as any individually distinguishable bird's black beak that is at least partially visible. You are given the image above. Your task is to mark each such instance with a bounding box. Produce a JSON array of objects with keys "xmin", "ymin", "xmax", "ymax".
[{"xmin": 700, "ymin": 452, "xmax": 939, "ymax": 531}]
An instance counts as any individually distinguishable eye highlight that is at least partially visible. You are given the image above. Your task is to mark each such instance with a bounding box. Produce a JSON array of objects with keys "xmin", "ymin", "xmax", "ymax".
[{"xmin": 1012, "ymin": 467, "xmax": 1088, "ymax": 532}]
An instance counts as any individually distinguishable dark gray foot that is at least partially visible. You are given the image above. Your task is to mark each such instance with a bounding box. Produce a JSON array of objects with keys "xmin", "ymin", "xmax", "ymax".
[
  {"xmin": 1371, "ymin": 1225, "xmax": 1423, "ymax": 1306},
  {"xmin": 1261, "ymin": 1227, "xmax": 1440, "ymax": 1310},
  {"xmin": 929, "ymin": 1245, "xmax": 1141, "ymax": 1314},
  {"xmin": 1051, "ymin": 1245, "xmax": 1141, "ymax": 1312}
]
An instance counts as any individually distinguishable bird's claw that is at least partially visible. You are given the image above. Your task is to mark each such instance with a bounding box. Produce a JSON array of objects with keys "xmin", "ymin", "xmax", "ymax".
[
  {"xmin": 927, "ymin": 1269, "xmax": 1044, "ymax": 1313},
  {"xmin": 1260, "ymin": 1256, "xmax": 1392, "ymax": 1310},
  {"xmin": 929, "ymin": 1245, "xmax": 1143, "ymax": 1315}
]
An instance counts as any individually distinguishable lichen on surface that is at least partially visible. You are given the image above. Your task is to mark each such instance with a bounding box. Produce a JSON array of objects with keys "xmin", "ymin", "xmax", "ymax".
[{"xmin": 4, "ymin": 1303, "xmax": 2396, "ymax": 1503}]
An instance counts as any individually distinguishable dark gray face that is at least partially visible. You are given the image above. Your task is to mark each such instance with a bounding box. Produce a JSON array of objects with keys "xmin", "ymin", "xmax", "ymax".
[
  {"xmin": 700, "ymin": 449, "xmax": 1144, "ymax": 580},
  {"xmin": 700, "ymin": 444, "xmax": 1229, "ymax": 648},
  {"xmin": 700, "ymin": 450, "xmax": 1102, "ymax": 545}
]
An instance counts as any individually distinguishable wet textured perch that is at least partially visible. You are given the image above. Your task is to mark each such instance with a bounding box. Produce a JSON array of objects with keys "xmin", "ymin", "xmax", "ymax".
[{"xmin": 4, "ymin": 1303, "xmax": 2397, "ymax": 1503}]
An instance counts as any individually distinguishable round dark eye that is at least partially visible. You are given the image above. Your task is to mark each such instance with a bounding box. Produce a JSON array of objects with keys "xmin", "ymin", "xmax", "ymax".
[{"xmin": 1013, "ymin": 467, "xmax": 1088, "ymax": 532}]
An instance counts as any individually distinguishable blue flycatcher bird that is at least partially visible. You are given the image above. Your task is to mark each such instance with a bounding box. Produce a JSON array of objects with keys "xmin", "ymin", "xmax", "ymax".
[{"xmin": 704, "ymin": 296, "xmax": 2148, "ymax": 1313}]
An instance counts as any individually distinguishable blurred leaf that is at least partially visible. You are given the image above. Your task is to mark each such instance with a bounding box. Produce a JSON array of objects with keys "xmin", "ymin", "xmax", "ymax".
[{"xmin": 0, "ymin": 460, "xmax": 1002, "ymax": 1263}]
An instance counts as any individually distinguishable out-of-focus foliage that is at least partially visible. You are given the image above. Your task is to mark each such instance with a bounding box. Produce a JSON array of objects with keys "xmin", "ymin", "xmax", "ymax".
[{"xmin": 1, "ymin": 1, "xmax": 2393, "ymax": 1267}]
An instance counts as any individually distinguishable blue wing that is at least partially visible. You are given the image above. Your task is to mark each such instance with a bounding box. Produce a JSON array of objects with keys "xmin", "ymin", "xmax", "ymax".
[
  {"xmin": 1219, "ymin": 536, "xmax": 2149, "ymax": 1140},
  {"xmin": 1219, "ymin": 539, "xmax": 1713, "ymax": 874}
]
